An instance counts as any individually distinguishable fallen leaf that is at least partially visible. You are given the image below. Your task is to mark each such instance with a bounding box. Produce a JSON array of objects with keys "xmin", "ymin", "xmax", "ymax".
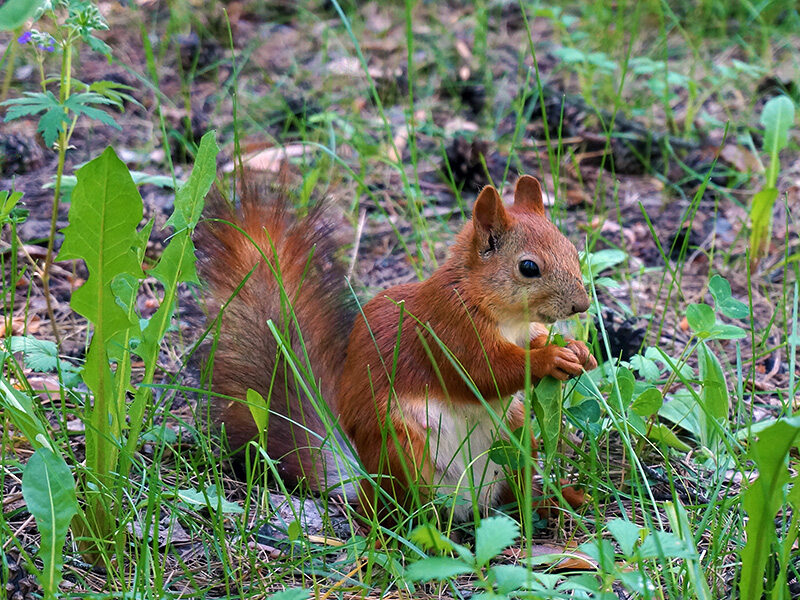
[
  {"xmin": 503, "ymin": 542, "xmax": 598, "ymax": 571},
  {"xmin": 455, "ymin": 39, "xmax": 473, "ymax": 62},
  {"xmin": 443, "ymin": 117, "xmax": 479, "ymax": 136},
  {"xmin": 25, "ymin": 374, "xmax": 61, "ymax": 402},
  {"xmin": 22, "ymin": 244, "xmax": 48, "ymax": 260},
  {"xmin": 387, "ymin": 128, "xmax": 408, "ymax": 163},
  {"xmin": 566, "ymin": 186, "xmax": 590, "ymax": 207},
  {"xmin": 222, "ymin": 143, "xmax": 308, "ymax": 173},
  {"xmin": 305, "ymin": 534, "xmax": 345, "ymax": 547},
  {"xmin": 720, "ymin": 143, "xmax": 762, "ymax": 174},
  {"xmin": 0, "ymin": 314, "xmax": 40, "ymax": 337},
  {"xmin": 328, "ymin": 56, "xmax": 362, "ymax": 77}
]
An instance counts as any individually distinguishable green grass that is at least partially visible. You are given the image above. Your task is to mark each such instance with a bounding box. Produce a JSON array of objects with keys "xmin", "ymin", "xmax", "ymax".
[{"xmin": 1, "ymin": 0, "xmax": 800, "ymax": 598}]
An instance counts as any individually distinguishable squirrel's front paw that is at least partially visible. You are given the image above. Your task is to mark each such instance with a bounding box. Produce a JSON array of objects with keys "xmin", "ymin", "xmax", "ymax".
[
  {"xmin": 532, "ymin": 345, "xmax": 585, "ymax": 380},
  {"xmin": 566, "ymin": 340, "xmax": 598, "ymax": 371}
]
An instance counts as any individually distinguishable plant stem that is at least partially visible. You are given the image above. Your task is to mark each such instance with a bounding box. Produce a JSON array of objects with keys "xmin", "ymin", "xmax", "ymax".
[
  {"xmin": 0, "ymin": 29, "xmax": 20, "ymax": 105},
  {"xmin": 41, "ymin": 37, "xmax": 74, "ymax": 345}
]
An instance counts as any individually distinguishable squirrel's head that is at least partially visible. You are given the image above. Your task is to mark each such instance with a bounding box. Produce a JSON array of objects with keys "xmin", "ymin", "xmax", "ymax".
[{"xmin": 461, "ymin": 175, "xmax": 590, "ymax": 325}]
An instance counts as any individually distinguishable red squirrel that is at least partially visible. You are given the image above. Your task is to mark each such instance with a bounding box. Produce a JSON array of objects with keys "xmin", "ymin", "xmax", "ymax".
[{"xmin": 198, "ymin": 174, "xmax": 597, "ymax": 522}]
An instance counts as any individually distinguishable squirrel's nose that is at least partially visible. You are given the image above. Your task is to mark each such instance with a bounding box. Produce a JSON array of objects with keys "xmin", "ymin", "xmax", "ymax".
[{"xmin": 571, "ymin": 293, "xmax": 590, "ymax": 314}]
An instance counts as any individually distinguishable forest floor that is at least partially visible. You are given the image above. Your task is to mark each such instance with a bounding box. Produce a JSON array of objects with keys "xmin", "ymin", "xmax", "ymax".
[{"xmin": 2, "ymin": 1, "xmax": 800, "ymax": 598}]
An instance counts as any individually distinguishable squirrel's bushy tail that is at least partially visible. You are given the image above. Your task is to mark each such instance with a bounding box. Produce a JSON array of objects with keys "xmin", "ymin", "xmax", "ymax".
[{"xmin": 197, "ymin": 180, "xmax": 358, "ymax": 497}]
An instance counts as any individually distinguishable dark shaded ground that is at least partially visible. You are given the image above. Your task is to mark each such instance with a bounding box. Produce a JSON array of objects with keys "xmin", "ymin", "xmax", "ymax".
[{"xmin": 2, "ymin": 1, "xmax": 800, "ymax": 597}]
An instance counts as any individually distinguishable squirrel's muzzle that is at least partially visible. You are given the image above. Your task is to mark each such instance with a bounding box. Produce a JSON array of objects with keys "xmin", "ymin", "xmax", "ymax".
[{"xmin": 570, "ymin": 286, "xmax": 591, "ymax": 315}]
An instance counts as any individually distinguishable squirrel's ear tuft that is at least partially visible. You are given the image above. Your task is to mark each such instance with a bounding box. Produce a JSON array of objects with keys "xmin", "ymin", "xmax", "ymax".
[
  {"xmin": 514, "ymin": 175, "xmax": 545, "ymax": 217},
  {"xmin": 473, "ymin": 185, "xmax": 509, "ymax": 250}
]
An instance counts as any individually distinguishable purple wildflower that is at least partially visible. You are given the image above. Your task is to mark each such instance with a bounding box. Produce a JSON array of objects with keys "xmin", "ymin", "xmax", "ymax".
[
  {"xmin": 37, "ymin": 36, "xmax": 56, "ymax": 52},
  {"xmin": 17, "ymin": 31, "xmax": 32, "ymax": 44}
]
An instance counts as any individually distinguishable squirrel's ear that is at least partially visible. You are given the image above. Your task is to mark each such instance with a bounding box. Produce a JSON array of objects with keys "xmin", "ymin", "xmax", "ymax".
[
  {"xmin": 514, "ymin": 175, "xmax": 546, "ymax": 217},
  {"xmin": 472, "ymin": 185, "xmax": 509, "ymax": 250}
]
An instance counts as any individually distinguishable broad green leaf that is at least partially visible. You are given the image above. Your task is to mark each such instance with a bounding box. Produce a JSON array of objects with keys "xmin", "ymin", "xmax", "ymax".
[
  {"xmin": 136, "ymin": 131, "xmax": 218, "ymax": 363},
  {"xmin": 582, "ymin": 248, "xmax": 626, "ymax": 279},
  {"xmin": 749, "ymin": 187, "xmax": 780, "ymax": 265},
  {"xmin": 577, "ymin": 538, "xmax": 616, "ymax": 566},
  {"xmin": 267, "ymin": 589, "xmax": 309, "ymax": 600},
  {"xmin": 788, "ymin": 477, "xmax": 800, "ymax": 512},
  {"xmin": 475, "ymin": 515, "xmax": 519, "ymax": 567},
  {"xmin": 2, "ymin": 91, "xmax": 64, "ymax": 147},
  {"xmin": 566, "ymin": 398, "xmax": 601, "ymax": 423},
  {"xmin": 165, "ymin": 131, "xmax": 219, "ymax": 231},
  {"xmin": 686, "ymin": 304, "xmax": 715, "ymax": 334},
  {"xmin": 22, "ymin": 448, "xmax": 78, "ymax": 599},
  {"xmin": 83, "ymin": 33, "xmax": 111, "ymax": 58},
  {"xmin": 739, "ymin": 416, "xmax": 800, "ymax": 600},
  {"xmin": 64, "ymin": 92, "xmax": 121, "ymax": 130},
  {"xmin": 107, "ymin": 219, "xmax": 151, "ymax": 404},
  {"xmin": 760, "ymin": 95, "xmax": 795, "ymax": 187},
  {"xmin": 140, "ymin": 425, "xmax": 178, "ymax": 444},
  {"xmin": 706, "ymin": 275, "xmax": 732, "ymax": 301},
  {"xmin": 697, "ymin": 343, "xmax": 729, "ymax": 450},
  {"xmin": 0, "ymin": 375, "xmax": 54, "ymax": 451},
  {"xmin": 647, "ymin": 347, "xmax": 694, "ymax": 380},
  {"xmin": 658, "ymin": 390, "xmax": 702, "ymax": 439},
  {"xmin": 37, "ymin": 105, "xmax": 67, "ymax": 147},
  {"xmin": 647, "ymin": 423, "xmax": 692, "ymax": 452},
  {"xmin": 533, "ymin": 376, "xmax": 562, "ymax": 463},
  {"xmin": 0, "ymin": 0, "xmax": 45, "ymax": 30},
  {"xmin": 287, "ymin": 520, "xmax": 302, "ymax": 541},
  {"xmin": 9, "ymin": 335, "xmax": 59, "ymax": 371},
  {"xmin": 553, "ymin": 47, "xmax": 587, "ymax": 65},
  {"xmin": 594, "ymin": 276, "xmax": 619, "ymax": 289},
  {"xmin": 606, "ymin": 518, "xmax": 642, "ymax": 557},
  {"xmin": 124, "ymin": 132, "xmax": 218, "ymax": 478},
  {"xmin": 108, "ymin": 272, "xmax": 142, "ymax": 408},
  {"xmin": 59, "ymin": 146, "xmax": 143, "ymax": 344},
  {"xmin": 639, "ymin": 530, "xmax": 694, "ymax": 559},
  {"xmin": 665, "ymin": 502, "xmax": 713, "ymax": 600},
  {"xmin": 409, "ymin": 523, "xmax": 454, "ymax": 553},
  {"xmin": 734, "ymin": 417, "xmax": 782, "ymax": 441},
  {"xmin": 59, "ymin": 146, "xmax": 144, "ymax": 482},
  {"xmin": 405, "ymin": 556, "xmax": 474, "ymax": 582},
  {"xmin": 47, "ymin": 170, "xmax": 179, "ymax": 203},
  {"xmin": 176, "ymin": 486, "xmax": 244, "ymax": 514},
  {"xmin": 246, "ymin": 388, "xmax": 269, "ymax": 433},
  {"xmin": 586, "ymin": 51, "xmax": 618, "ymax": 72},
  {"xmin": 717, "ymin": 299, "xmax": 749, "ymax": 320},
  {"xmin": 630, "ymin": 387, "xmax": 663, "ymax": 417},
  {"xmin": 490, "ymin": 564, "xmax": 536, "ymax": 594},
  {"xmin": 87, "ymin": 80, "xmax": 141, "ymax": 109},
  {"xmin": 630, "ymin": 353, "xmax": 661, "ymax": 381},
  {"xmin": 610, "ymin": 366, "xmax": 635, "ymax": 408},
  {"xmin": 618, "ymin": 571, "xmax": 654, "ymax": 595},
  {"xmin": 6, "ymin": 336, "xmax": 79, "ymax": 385},
  {"xmin": 0, "ymin": 190, "xmax": 22, "ymax": 222},
  {"xmin": 626, "ymin": 411, "xmax": 648, "ymax": 437},
  {"xmin": 708, "ymin": 275, "xmax": 749, "ymax": 319},
  {"xmin": 488, "ymin": 438, "xmax": 522, "ymax": 469},
  {"xmin": 704, "ymin": 323, "xmax": 747, "ymax": 340}
]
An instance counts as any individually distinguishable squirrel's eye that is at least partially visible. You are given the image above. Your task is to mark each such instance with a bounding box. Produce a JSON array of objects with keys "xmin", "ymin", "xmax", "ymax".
[{"xmin": 518, "ymin": 259, "xmax": 541, "ymax": 278}]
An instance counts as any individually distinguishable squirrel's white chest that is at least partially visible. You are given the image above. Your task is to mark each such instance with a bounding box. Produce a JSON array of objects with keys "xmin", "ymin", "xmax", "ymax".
[
  {"xmin": 413, "ymin": 397, "xmax": 515, "ymax": 520},
  {"xmin": 498, "ymin": 320, "xmax": 549, "ymax": 347}
]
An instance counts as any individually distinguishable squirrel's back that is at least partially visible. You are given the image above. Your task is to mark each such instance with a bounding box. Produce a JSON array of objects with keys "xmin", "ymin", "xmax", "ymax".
[{"xmin": 197, "ymin": 180, "xmax": 357, "ymax": 495}]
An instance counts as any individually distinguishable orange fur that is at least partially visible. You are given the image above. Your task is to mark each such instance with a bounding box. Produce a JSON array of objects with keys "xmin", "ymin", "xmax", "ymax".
[{"xmin": 199, "ymin": 175, "xmax": 597, "ymax": 520}]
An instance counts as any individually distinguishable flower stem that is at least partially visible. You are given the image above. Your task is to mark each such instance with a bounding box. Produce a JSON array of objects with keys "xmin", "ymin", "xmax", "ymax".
[{"xmin": 42, "ymin": 38, "xmax": 73, "ymax": 345}]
